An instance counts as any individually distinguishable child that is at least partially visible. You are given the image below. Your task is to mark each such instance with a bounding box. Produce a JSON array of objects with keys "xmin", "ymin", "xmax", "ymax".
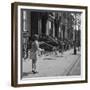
[{"xmin": 30, "ymin": 34, "xmax": 43, "ymax": 74}]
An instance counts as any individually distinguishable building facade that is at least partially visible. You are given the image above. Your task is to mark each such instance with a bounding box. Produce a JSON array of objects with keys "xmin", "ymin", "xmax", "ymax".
[{"xmin": 21, "ymin": 9, "xmax": 81, "ymax": 58}]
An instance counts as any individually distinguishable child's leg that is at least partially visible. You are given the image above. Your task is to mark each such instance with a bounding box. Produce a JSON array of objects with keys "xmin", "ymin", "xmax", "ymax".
[
  {"xmin": 32, "ymin": 59, "xmax": 37, "ymax": 72},
  {"xmin": 34, "ymin": 61, "xmax": 37, "ymax": 71},
  {"xmin": 32, "ymin": 60, "xmax": 35, "ymax": 71}
]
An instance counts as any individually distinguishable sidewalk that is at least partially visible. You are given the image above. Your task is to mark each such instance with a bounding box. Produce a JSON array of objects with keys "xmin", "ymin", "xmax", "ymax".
[{"xmin": 22, "ymin": 49, "xmax": 81, "ymax": 78}]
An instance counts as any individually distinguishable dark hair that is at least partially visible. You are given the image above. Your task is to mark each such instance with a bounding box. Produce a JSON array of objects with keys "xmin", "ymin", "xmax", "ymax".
[{"xmin": 33, "ymin": 34, "xmax": 38, "ymax": 41}]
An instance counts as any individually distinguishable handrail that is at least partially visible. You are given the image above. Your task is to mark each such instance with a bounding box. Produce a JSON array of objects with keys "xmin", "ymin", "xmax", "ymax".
[
  {"xmin": 40, "ymin": 41, "xmax": 54, "ymax": 48},
  {"xmin": 48, "ymin": 36, "xmax": 58, "ymax": 44}
]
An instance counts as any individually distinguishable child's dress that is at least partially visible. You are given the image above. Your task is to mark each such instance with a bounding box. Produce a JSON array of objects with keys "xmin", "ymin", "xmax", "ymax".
[{"xmin": 30, "ymin": 40, "xmax": 39, "ymax": 60}]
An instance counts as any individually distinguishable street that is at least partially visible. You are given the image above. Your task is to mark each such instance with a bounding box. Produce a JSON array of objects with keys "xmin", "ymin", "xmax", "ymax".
[{"xmin": 22, "ymin": 49, "xmax": 81, "ymax": 78}]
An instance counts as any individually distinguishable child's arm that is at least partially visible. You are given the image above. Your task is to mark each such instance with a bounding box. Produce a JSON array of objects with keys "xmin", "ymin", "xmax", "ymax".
[
  {"xmin": 35, "ymin": 41, "xmax": 39, "ymax": 50},
  {"xmin": 36, "ymin": 41, "xmax": 44, "ymax": 52}
]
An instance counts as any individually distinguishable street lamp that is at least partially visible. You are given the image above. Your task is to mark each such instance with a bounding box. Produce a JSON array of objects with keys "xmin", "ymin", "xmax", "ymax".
[
  {"xmin": 74, "ymin": 13, "xmax": 77, "ymax": 55},
  {"xmin": 71, "ymin": 13, "xmax": 77, "ymax": 55}
]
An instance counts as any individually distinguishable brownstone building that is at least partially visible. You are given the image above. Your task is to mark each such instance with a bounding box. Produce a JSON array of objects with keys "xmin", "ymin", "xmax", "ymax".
[{"xmin": 21, "ymin": 9, "xmax": 81, "ymax": 58}]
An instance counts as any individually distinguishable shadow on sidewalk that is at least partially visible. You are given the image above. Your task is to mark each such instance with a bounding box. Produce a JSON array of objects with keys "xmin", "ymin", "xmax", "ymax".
[
  {"xmin": 70, "ymin": 53, "xmax": 81, "ymax": 56},
  {"xmin": 22, "ymin": 71, "xmax": 33, "ymax": 76},
  {"xmin": 43, "ymin": 58, "xmax": 56, "ymax": 60}
]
